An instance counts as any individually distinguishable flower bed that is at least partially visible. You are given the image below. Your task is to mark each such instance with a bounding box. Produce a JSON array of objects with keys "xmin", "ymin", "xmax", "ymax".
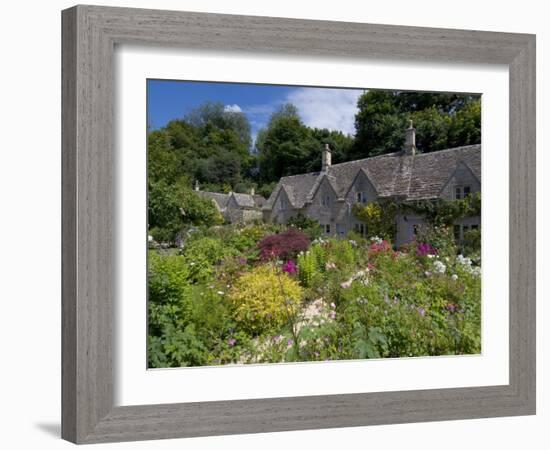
[{"xmin": 148, "ymin": 223, "xmax": 481, "ymax": 367}]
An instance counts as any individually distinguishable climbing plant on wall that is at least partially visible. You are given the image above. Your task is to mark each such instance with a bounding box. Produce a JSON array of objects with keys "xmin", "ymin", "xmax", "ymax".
[{"xmin": 353, "ymin": 193, "xmax": 481, "ymax": 241}]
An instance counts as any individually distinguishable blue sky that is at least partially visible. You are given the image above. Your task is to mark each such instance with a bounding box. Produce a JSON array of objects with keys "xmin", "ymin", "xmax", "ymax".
[{"xmin": 147, "ymin": 79, "xmax": 364, "ymax": 142}]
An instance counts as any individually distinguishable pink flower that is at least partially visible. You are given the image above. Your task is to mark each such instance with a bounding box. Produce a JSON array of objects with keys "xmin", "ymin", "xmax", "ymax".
[
  {"xmin": 416, "ymin": 242, "xmax": 438, "ymax": 257},
  {"xmin": 228, "ymin": 338, "xmax": 236, "ymax": 347},
  {"xmin": 282, "ymin": 260, "xmax": 297, "ymax": 275}
]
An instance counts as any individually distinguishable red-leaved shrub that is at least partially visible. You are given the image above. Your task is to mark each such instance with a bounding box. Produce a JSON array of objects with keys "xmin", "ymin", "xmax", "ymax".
[{"xmin": 257, "ymin": 228, "xmax": 310, "ymax": 261}]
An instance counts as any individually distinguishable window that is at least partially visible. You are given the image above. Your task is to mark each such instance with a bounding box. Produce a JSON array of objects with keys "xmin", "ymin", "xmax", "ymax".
[
  {"xmin": 336, "ymin": 223, "xmax": 345, "ymax": 236},
  {"xmin": 321, "ymin": 194, "xmax": 331, "ymax": 207},
  {"xmin": 356, "ymin": 191, "xmax": 367, "ymax": 204},
  {"xmin": 453, "ymin": 224, "xmax": 461, "ymax": 241},
  {"xmin": 454, "ymin": 185, "xmax": 472, "ymax": 200},
  {"xmin": 453, "ymin": 223, "xmax": 480, "ymax": 242},
  {"xmin": 324, "ymin": 224, "xmax": 331, "ymax": 235},
  {"xmin": 280, "ymin": 197, "xmax": 287, "ymax": 210},
  {"xmin": 354, "ymin": 223, "xmax": 366, "ymax": 236}
]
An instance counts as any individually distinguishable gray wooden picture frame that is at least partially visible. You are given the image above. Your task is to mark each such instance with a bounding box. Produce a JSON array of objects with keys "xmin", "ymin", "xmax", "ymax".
[{"xmin": 61, "ymin": 4, "xmax": 536, "ymax": 444}]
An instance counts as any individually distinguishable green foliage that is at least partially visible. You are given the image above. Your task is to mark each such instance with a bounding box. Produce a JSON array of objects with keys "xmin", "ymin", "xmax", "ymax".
[
  {"xmin": 415, "ymin": 225, "xmax": 457, "ymax": 259},
  {"xmin": 148, "ymin": 225, "xmax": 481, "ymax": 367},
  {"xmin": 297, "ymin": 250, "xmax": 317, "ymax": 288},
  {"xmin": 255, "ymin": 104, "xmax": 354, "ymax": 183},
  {"xmin": 286, "ymin": 213, "xmax": 322, "ymax": 239},
  {"xmin": 462, "ymin": 228, "xmax": 481, "ymax": 257},
  {"xmin": 228, "ymin": 265, "xmax": 303, "ymax": 335},
  {"xmin": 353, "ymin": 91, "xmax": 481, "ymax": 158},
  {"xmin": 148, "ymin": 180, "xmax": 223, "ymax": 243},
  {"xmin": 352, "ymin": 201, "xmax": 398, "ymax": 241},
  {"xmin": 403, "ymin": 192, "xmax": 481, "ymax": 226},
  {"xmin": 181, "ymin": 236, "xmax": 237, "ymax": 283}
]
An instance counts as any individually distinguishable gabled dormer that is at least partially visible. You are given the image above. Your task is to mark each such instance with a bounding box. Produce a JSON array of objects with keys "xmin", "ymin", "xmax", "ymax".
[
  {"xmin": 345, "ymin": 168, "xmax": 378, "ymax": 205},
  {"xmin": 438, "ymin": 160, "xmax": 481, "ymax": 200},
  {"xmin": 306, "ymin": 173, "xmax": 339, "ymax": 208},
  {"xmin": 273, "ymin": 185, "xmax": 293, "ymax": 212}
]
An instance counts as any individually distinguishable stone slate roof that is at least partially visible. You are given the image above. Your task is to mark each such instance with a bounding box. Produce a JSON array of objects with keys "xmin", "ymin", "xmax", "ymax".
[
  {"xmin": 264, "ymin": 144, "xmax": 480, "ymax": 209},
  {"xmin": 231, "ymin": 192, "xmax": 257, "ymax": 208},
  {"xmin": 196, "ymin": 190, "xmax": 266, "ymax": 210},
  {"xmin": 253, "ymin": 195, "xmax": 267, "ymax": 208},
  {"xmin": 196, "ymin": 191, "xmax": 230, "ymax": 210}
]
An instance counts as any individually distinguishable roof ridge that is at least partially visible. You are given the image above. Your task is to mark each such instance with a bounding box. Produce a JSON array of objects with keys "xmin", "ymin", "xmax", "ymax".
[{"xmin": 279, "ymin": 145, "xmax": 480, "ymax": 180}]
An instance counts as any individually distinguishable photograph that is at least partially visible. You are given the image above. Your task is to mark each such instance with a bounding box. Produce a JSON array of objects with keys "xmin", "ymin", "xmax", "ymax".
[{"xmin": 146, "ymin": 80, "xmax": 482, "ymax": 368}]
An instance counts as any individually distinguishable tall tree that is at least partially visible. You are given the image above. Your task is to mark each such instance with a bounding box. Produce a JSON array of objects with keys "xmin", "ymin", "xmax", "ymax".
[
  {"xmin": 353, "ymin": 91, "xmax": 481, "ymax": 158},
  {"xmin": 256, "ymin": 104, "xmax": 354, "ymax": 183}
]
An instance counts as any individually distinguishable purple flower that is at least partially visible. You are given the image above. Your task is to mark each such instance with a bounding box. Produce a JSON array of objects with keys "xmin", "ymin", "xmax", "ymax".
[
  {"xmin": 416, "ymin": 242, "xmax": 437, "ymax": 257},
  {"xmin": 287, "ymin": 339, "xmax": 294, "ymax": 347},
  {"xmin": 417, "ymin": 307, "xmax": 426, "ymax": 317},
  {"xmin": 282, "ymin": 260, "xmax": 297, "ymax": 275},
  {"xmin": 329, "ymin": 310, "xmax": 336, "ymax": 319},
  {"xmin": 228, "ymin": 338, "xmax": 236, "ymax": 347}
]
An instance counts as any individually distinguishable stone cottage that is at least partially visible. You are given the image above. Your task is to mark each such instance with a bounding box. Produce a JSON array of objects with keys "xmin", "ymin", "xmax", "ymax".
[
  {"xmin": 195, "ymin": 182, "xmax": 266, "ymax": 224},
  {"xmin": 262, "ymin": 123, "xmax": 481, "ymax": 246}
]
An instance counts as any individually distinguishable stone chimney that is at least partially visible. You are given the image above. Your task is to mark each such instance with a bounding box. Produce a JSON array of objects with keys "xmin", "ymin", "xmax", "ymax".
[
  {"xmin": 250, "ymin": 187, "xmax": 255, "ymax": 196},
  {"xmin": 404, "ymin": 120, "xmax": 416, "ymax": 156},
  {"xmin": 322, "ymin": 143, "xmax": 332, "ymax": 171},
  {"xmin": 194, "ymin": 180, "xmax": 200, "ymax": 191}
]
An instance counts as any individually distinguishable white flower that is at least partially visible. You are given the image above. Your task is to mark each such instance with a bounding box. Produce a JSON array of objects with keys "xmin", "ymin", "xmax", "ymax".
[
  {"xmin": 427, "ymin": 254, "xmax": 434, "ymax": 259},
  {"xmin": 370, "ymin": 236, "xmax": 383, "ymax": 245},
  {"xmin": 451, "ymin": 274, "xmax": 458, "ymax": 281},
  {"xmin": 217, "ymin": 291, "xmax": 225, "ymax": 295},
  {"xmin": 433, "ymin": 260, "xmax": 446, "ymax": 274},
  {"xmin": 148, "ymin": 235, "xmax": 154, "ymax": 242},
  {"xmin": 456, "ymin": 254, "xmax": 472, "ymax": 266}
]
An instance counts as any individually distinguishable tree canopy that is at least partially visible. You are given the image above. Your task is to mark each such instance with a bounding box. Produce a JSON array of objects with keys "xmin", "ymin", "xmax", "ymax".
[{"xmin": 352, "ymin": 91, "xmax": 481, "ymax": 159}]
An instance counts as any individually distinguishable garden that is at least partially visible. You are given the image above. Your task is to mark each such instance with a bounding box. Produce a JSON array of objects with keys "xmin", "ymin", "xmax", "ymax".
[{"xmin": 147, "ymin": 219, "xmax": 481, "ymax": 368}]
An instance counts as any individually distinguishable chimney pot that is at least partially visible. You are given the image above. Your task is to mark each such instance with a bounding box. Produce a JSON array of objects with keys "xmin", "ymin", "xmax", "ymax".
[
  {"xmin": 404, "ymin": 121, "xmax": 416, "ymax": 156},
  {"xmin": 194, "ymin": 180, "xmax": 200, "ymax": 191},
  {"xmin": 322, "ymin": 143, "xmax": 332, "ymax": 171}
]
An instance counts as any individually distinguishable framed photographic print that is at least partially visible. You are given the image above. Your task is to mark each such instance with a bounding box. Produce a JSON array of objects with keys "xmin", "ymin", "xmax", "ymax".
[{"xmin": 62, "ymin": 5, "xmax": 536, "ymax": 444}]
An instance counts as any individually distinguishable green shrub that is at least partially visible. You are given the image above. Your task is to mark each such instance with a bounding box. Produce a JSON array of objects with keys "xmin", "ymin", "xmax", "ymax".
[
  {"xmin": 287, "ymin": 213, "xmax": 322, "ymax": 240},
  {"xmin": 228, "ymin": 265, "xmax": 303, "ymax": 334},
  {"xmin": 181, "ymin": 236, "xmax": 237, "ymax": 282},
  {"xmin": 297, "ymin": 250, "xmax": 317, "ymax": 288},
  {"xmin": 415, "ymin": 224, "xmax": 457, "ymax": 258},
  {"xmin": 462, "ymin": 228, "xmax": 481, "ymax": 257}
]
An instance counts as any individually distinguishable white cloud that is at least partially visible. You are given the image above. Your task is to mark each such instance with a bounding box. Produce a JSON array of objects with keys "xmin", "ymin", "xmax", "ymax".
[
  {"xmin": 224, "ymin": 104, "xmax": 242, "ymax": 113},
  {"xmin": 286, "ymin": 88, "xmax": 363, "ymax": 135}
]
